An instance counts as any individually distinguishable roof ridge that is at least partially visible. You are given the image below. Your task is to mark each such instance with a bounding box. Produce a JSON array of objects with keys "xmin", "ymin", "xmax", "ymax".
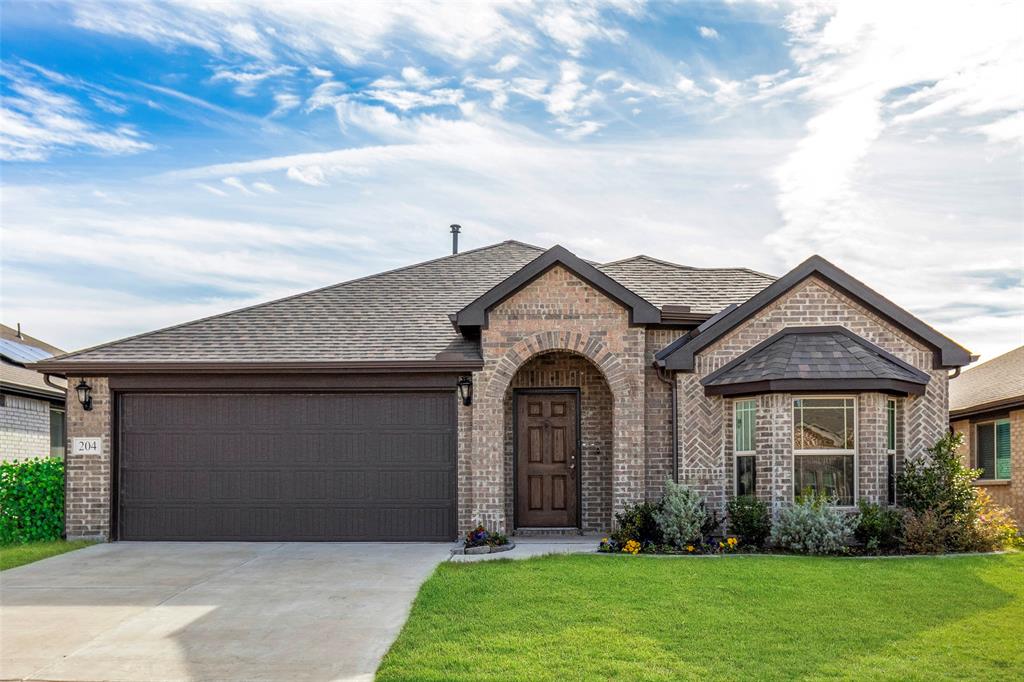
[
  {"xmin": 47, "ymin": 240, "xmax": 546, "ymax": 365},
  {"xmin": 958, "ymin": 344, "xmax": 1024, "ymax": 373},
  {"xmin": 600, "ymin": 254, "xmax": 776, "ymax": 280}
]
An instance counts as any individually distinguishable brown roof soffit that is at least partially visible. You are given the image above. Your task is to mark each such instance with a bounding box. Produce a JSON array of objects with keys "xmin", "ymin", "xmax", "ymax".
[
  {"xmin": 703, "ymin": 378, "xmax": 929, "ymax": 397},
  {"xmin": 654, "ymin": 255, "xmax": 972, "ymax": 371},
  {"xmin": 0, "ymin": 382, "xmax": 66, "ymax": 402},
  {"xmin": 28, "ymin": 359, "xmax": 484, "ymax": 376},
  {"xmin": 455, "ymin": 245, "xmax": 662, "ymax": 330},
  {"xmin": 949, "ymin": 396, "xmax": 1024, "ymax": 420}
]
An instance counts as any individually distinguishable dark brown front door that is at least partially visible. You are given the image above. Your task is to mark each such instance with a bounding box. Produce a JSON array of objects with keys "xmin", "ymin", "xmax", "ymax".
[{"xmin": 516, "ymin": 391, "xmax": 579, "ymax": 528}]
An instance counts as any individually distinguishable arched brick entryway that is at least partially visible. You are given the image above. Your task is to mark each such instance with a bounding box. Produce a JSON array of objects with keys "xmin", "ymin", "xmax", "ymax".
[{"xmin": 469, "ymin": 330, "xmax": 645, "ymax": 533}]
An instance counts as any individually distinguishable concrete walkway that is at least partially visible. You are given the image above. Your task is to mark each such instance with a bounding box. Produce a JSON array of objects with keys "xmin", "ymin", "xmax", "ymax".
[
  {"xmin": 0, "ymin": 541, "xmax": 450, "ymax": 682},
  {"xmin": 449, "ymin": 535, "xmax": 600, "ymax": 562}
]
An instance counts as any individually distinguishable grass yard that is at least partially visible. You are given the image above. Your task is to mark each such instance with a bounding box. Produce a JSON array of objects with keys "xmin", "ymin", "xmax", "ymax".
[
  {"xmin": 378, "ymin": 553, "xmax": 1023, "ymax": 681},
  {"xmin": 0, "ymin": 540, "xmax": 95, "ymax": 571}
]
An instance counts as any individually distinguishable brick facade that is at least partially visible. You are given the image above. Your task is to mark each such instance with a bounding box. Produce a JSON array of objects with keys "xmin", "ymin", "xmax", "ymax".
[
  {"xmin": 64, "ymin": 376, "xmax": 111, "ymax": 540},
  {"xmin": 681, "ymin": 276, "xmax": 946, "ymax": 516},
  {"xmin": 0, "ymin": 394, "xmax": 52, "ymax": 462},
  {"xmin": 59, "ymin": 268, "xmax": 958, "ymax": 540},
  {"xmin": 952, "ymin": 408, "xmax": 1024, "ymax": 526}
]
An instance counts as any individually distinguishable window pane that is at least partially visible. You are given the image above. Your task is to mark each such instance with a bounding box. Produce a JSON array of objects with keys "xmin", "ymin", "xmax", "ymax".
[
  {"xmin": 49, "ymin": 408, "xmax": 66, "ymax": 458},
  {"xmin": 886, "ymin": 400, "xmax": 896, "ymax": 451},
  {"xmin": 996, "ymin": 421, "xmax": 1011, "ymax": 479},
  {"xmin": 794, "ymin": 454, "xmax": 855, "ymax": 505},
  {"xmin": 735, "ymin": 399, "xmax": 756, "ymax": 452},
  {"xmin": 736, "ymin": 455, "xmax": 756, "ymax": 497},
  {"xmin": 887, "ymin": 454, "xmax": 896, "ymax": 505},
  {"xmin": 977, "ymin": 423, "xmax": 995, "ymax": 479},
  {"xmin": 794, "ymin": 398, "xmax": 855, "ymax": 450}
]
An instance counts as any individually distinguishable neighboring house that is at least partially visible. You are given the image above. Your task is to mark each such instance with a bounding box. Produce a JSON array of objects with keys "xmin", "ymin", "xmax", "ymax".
[
  {"xmin": 1, "ymin": 324, "xmax": 67, "ymax": 462},
  {"xmin": 33, "ymin": 242, "xmax": 972, "ymax": 542},
  {"xmin": 950, "ymin": 346, "xmax": 1023, "ymax": 525}
]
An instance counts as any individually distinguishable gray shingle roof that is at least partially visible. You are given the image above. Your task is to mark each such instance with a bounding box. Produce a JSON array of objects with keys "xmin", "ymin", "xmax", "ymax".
[
  {"xmin": 1, "ymin": 325, "xmax": 66, "ymax": 398},
  {"xmin": 949, "ymin": 345, "xmax": 1024, "ymax": 415},
  {"xmin": 597, "ymin": 256, "xmax": 774, "ymax": 313},
  {"xmin": 702, "ymin": 326, "xmax": 931, "ymax": 393},
  {"xmin": 37, "ymin": 243, "xmax": 778, "ymax": 368}
]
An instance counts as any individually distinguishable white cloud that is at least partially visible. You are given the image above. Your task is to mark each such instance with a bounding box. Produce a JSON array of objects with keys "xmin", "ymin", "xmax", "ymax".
[
  {"xmin": 270, "ymin": 92, "xmax": 301, "ymax": 117},
  {"xmin": 362, "ymin": 88, "xmax": 463, "ymax": 111},
  {"xmin": 464, "ymin": 77, "xmax": 510, "ymax": 110},
  {"xmin": 400, "ymin": 66, "xmax": 444, "ymax": 89},
  {"xmin": 286, "ymin": 165, "xmax": 327, "ymax": 186},
  {"xmin": 698, "ymin": 26, "xmax": 719, "ymax": 40},
  {"xmin": 196, "ymin": 183, "xmax": 228, "ymax": 196},
  {"xmin": 308, "ymin": 65, "xmax": 334, "ymax": 79},
  {"xmin": 0, "ymin": 69, "xmax": 153, "ymax": 161},
  {"xmin": 222, "ymin": 176, "xmax": 256, "ymax": 195},
  {"xmin": 535, "ymin": 2, "xmax": 632, "ymax": 57},
  {"xmin": 251, "ymin": 181, "xmax": 277, "ymax": 193},
  {"xmin": 493, "ymin": 55, "xmax": 521, "ymax": 72},
  {"xmin": 209, "ymin": 64, "xmax": 296, "ymax": 96}
]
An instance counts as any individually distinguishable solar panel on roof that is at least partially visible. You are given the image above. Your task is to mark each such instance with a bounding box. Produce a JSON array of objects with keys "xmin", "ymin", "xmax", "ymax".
[{"xmin": 0, "ymin": 338, "xmax": 53, "ymax": 364}]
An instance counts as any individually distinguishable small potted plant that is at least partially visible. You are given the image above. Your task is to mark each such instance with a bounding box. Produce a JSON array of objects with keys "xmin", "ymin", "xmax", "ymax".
[{"xmin": 455, "ymin": 524, "xmax": 513, "ymax": 555}]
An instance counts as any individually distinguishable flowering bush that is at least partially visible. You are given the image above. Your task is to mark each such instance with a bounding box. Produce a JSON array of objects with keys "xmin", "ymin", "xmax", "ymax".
[
  {"xmin": 771, "ymin": 490, "xmax": 858, "ymax": 555},
  {"xmin": 609, "ymin": 500, "xmax": 663, "ymax": 549},
  {"xmin": 957, "ymin": 489, "xmax": 1022, "ymax": 552},
  {"xmin": 463, "ymin": 525, "xmax": 508, "ymax": 549},
  {"xmin": 653, "ymin": 479, "xmax": 708, "ymax": 548},
  {"xmin": 622, "ymin": 539, "xmax": 641, "ymax": 555}
]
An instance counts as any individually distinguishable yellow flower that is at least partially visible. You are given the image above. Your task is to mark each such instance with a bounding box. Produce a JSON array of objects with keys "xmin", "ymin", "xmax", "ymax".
[
  {"xmin": 686, "ymin": 545, "xmax": 694, "ymax": 552},
  {"xmin": 719, "ymin": 542, "xmax": 725, "ymax": 548},
  {"xmin": 727, "ymin": 537, "xmax": 738, "ymax": 546}
]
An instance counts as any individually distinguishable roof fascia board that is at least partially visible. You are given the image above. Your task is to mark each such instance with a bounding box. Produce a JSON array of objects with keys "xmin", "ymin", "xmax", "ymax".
[
  {"xmin": 28, "ymin": 359, "xmax": 484, "ymax": 375},
  {"xmin": 949, "ymin": 396, "xmax": 1024, "ymax": 420},
  {"xmin": 455, "ymin": 245, "xmax": 661, "ymax": 329},
  {"xmin": 656, "ymin": 255, "xmax": 972, "ymax": 370}
]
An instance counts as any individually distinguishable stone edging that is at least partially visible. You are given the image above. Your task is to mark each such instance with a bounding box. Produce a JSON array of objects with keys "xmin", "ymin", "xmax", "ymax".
[{"xmin": 451, "ymin": 542, "xmax": 517, "ymax": 556}]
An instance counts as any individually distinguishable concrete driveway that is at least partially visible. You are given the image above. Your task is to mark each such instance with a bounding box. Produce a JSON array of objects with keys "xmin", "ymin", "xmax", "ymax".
[{"xmin": 0, "ymin": 542, "xmax": 451, "ymax": 681}]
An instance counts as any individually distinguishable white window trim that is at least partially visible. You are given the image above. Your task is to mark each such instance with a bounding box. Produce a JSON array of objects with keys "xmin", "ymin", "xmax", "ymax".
[
  {"xmin": 886, "ymin": 398, "xmax": 897, "ymax": 455},
  {"xmin": 734, "ymin": 399, "xmax": 757, "ymax": 496},
  {"xmin": 792, "ymin": 395, "xmax": 858, "ymax": 506},
  {"xmin": 975, "ymin": 418, "xmax": 1011, "ymax": 482}
]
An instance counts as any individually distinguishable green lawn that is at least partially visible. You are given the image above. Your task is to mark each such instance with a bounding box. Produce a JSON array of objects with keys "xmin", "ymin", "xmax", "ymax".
[
  {"xmin": 378, "ymin": 553, "xmax": 1023, "ymax": 681},
  {"xmin": 0, "ymin": 540, "xmax": 95, "ymax": 571}
]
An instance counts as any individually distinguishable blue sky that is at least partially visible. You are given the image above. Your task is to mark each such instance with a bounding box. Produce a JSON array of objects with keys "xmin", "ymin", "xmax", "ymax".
[{"xmin": 1, "ymin": 1, "xmax": 1021, "ymax": 361}]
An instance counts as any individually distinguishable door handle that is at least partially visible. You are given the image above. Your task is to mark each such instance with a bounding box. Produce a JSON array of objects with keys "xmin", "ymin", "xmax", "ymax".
[{"xmin": 568, "ymin": 455, "xmax": 576, "ymax": 470}]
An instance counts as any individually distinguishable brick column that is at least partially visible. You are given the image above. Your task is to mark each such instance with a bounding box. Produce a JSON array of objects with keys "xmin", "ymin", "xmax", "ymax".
[
  {"xmin": 65, "ymin": 376, "xmax": 111, "ymax": 540},
  {"xmin": 758, "ymin": 393, "xmax": 793, "ymax": 514},
  {"xmin": 857, "ymin": 393, "xmax": 887, "ymax": 504},
  {"xmin": 675, "ymin": 373, "xmax": 726, "ymax": 514}
]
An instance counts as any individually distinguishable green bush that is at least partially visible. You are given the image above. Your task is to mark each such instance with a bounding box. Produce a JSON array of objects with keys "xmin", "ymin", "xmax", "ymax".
[
  {"xmin": 854, "ymin": 501, "xmax": 903, "ymax": 554},
  {"xmin": 653, "ymin": 479, "xmax": 708, "ymax": 548},
  {"xmin": 771, "ymin": 490, "xmax": 858, "ymax": 555},
  {"xmin": 0, "ymin": 457, "xmax": 65, "ymax": 545},
  {"xmin": 610, "ymin": 500, "xmax": 663, "ymax": 549},
  {"xmin": 727, "ymin": 496, "xmax": 772, "ymax": 548},
  {"xmin": 898, "ymin": 431, "xmax": 977, "ymax": 521}
]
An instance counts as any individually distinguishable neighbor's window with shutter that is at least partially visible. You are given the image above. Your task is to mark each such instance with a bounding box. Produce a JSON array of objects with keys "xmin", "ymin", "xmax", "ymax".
[
  {"xmin": 734, "ymin": 399, "xmax": 757, "ymax": 497},
  {"xmin": 976, "ymin": 419, "xmax": 1011, "ymax": 480},
  {"xmin": 49, "ymin": 407, "xmax": 65, "ymax": 459},
  {"xmin": 793, "ymin": 397, "xmax": 856, "ymax": 505}
]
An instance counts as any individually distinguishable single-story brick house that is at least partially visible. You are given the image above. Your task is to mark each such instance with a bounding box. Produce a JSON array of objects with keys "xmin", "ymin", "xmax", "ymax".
[
  {"xmin": 950, "ymin": 345, "xmax": 1022, "ymax": 525},
  {"xmin": 1, "ymin": 324, "xmax": 67, "ymax": 462},
  {"xmin": 34, "ymin": 241, "xmax": 972, "ymax": 542}
]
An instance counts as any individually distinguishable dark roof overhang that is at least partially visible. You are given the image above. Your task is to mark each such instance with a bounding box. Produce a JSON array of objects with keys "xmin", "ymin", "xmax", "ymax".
[
  {"xmin": 29, "ymin": 358, "xmax": 484, "ymax": 376},
  {"xmin": 949, "ymin": 395, "xmax": 1024, "ymax": 421},
  {"xmin": 455, "ymin": 245, "xmax": 661, "ymax": 330},
  {"xmin": 0, "ymin": 382, "xmax": 66, "ymax": 403},
  {"xmin": 699, "ymin": 326, "xmax": 932, "ymax": 397},
  {"xmin": 654, "ymin": 255, "xmax": 972, "ymax": 371}
]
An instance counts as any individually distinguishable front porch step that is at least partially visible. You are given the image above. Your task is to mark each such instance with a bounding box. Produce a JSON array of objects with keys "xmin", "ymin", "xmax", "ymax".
[{"xmin": 513, "ymin": 527, "xmax": 585, "ymax": 537}]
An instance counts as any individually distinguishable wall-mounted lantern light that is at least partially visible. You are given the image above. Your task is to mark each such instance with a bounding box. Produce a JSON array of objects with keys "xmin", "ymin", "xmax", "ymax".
[
  {"xmin": 75, "ymin": 379, "xmax": 93, "ymax": 411},
  {"xmin": 457, "ymin": 375, "xmax": 473, "ymax": 406}
]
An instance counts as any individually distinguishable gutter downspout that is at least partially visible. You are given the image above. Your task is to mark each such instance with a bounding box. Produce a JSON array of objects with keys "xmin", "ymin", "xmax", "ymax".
[
  {"xmin": 43, "ymin": 373, "xmax": 66, "ymax": 392},
  {"xmin": 654, "ymin": 363, "xmax": 678, "ymax": 483}
]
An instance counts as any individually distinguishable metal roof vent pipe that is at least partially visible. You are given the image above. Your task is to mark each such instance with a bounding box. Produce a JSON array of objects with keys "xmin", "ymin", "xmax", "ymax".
[{"xmin": 450, "ymin": 224, "xmax": 461, "ymax": 255}]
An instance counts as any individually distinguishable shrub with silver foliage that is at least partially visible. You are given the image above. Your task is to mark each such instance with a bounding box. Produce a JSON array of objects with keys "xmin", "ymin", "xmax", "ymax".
[
  {"xmin": 653, "ymin": 479, "xmax": 708, "ymax": 548},
  {"xmin": 771, "ymin": 492, "xmax": 858, "ymax": 555}
]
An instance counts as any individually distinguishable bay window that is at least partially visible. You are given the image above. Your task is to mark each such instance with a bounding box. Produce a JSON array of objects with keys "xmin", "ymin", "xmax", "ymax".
[
  {"xmin": 734, "ymin": 398, "xmax": 756, "ymax": 496},
  {"xmin": 793, "ymin": 397, "xmax": 856, "ymax": 505}
]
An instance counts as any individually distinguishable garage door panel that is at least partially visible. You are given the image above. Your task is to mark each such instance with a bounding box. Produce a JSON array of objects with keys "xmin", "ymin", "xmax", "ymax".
[{"xmin": 118, "ymin": 392, "xmax": 456, "ymax": 541}]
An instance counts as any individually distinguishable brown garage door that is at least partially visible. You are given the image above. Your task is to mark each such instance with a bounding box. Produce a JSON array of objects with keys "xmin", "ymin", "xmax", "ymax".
[{"xmin": 117, "ymin": 392, "xmax": 455, "ymax": 541}]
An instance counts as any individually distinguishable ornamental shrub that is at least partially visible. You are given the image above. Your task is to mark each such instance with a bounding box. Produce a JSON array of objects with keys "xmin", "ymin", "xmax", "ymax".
[
  {"xmin": 0, "ymin": 457, "xmax": 65, "ymax": 544},
  {"xmin": 610, "ymin": 500, "xmax": 663, "ymax": 549},
  {"xmin": 957, "ymin": 488, "xmax": 1022, "ymax": 552},
  {"xmin": 770, "ymin": 490, "xmax": 858, "ymax": 555},
  {"xmin": 854, "ymin": 501, "xmax": 903, "ymax": 554},
  {"xmin": 653, "ymin": 479, "xmax": 708, "ymax": 548},
  {"xmin": 727, "ymin": 495, "xmax": 771, "ymax": 548},
  {"xmin": 901, "ymin": 509, "xmax": 950, "ymax": 554},
  {"xmin": 463, "ymin": 525, "xmax": 508, "ymax": 548},
  {"xmin": 898, "ymin": 431, "xmax": 977, "ymax": 521}
]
